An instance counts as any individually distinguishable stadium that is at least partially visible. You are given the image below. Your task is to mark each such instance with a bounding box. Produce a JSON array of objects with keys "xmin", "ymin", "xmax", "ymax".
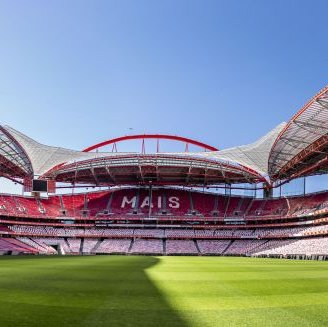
[
  {"xmin": 0, "ymin": 86, "xmax": 328, "ymax": 326},
  {"xmin": 0, "ymin": 86, "xmax": 328, "ymax": 258},
  {"xmin": 1, "ymin": 1, "xmax": 328, "ymax": 325}
]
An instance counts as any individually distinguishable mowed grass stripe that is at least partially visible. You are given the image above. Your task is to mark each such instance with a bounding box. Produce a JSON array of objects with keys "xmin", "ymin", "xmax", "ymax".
[{"xmin": 0, "ymin": 256, "xmax": 328, "ymax": 326}]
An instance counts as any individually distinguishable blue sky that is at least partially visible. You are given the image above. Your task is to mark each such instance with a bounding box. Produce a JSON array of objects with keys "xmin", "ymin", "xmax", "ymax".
[{"xmin": 0, "ymin": 0, "xmax": 327, "ymax": 194}]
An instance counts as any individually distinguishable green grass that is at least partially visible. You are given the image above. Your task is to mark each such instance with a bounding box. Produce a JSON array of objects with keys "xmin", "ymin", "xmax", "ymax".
[{"xmin": 0, "ymin": 256, "xmax": 328, "ymax": 326}]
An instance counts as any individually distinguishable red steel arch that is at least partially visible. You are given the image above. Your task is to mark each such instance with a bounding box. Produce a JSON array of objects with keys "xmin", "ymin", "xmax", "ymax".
[{"xmin": 83, "ymin": 134, "xmax": 219, "ymax": 152}]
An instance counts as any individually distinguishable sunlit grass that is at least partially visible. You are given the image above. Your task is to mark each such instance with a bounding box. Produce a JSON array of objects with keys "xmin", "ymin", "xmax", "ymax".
[{"xmin": 0, "ymin": 255, "xmax": 328, "ymax": 326}]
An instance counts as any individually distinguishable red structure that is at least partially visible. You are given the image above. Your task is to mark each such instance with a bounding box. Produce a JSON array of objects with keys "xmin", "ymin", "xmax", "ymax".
[{"xmin": 83, "ymin": 134, "xmax": 219, "ymax": 153}]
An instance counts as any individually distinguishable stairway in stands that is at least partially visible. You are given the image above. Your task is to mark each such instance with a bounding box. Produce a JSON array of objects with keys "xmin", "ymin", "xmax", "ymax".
[
  {"xmin": 194, "ymin": 240, "xmax": 201, "ymax": 255},
  {"xmin": 79, "ymin": 238, "xmax": 84, "ymax": 255},
  {"xmin": 134, "ymin": 189, "xmax": 140, "ymax": 213},
  {"xmin": 163, "ymin": 239, "xmax": 166, "ymax": 255},
  {"xmin": 128, "ymin": 239, "xmax": 134, "ymax": 253},
  {"xmin": 106, "ymin": 192, "xmax": 114, "ymax": 213},
  {"xmin": 59, "ymin": 195, "xmax": 65, "ymax": 215},
  {"xmin": 221, "ymin": 240, "xmax": 233, "ymax": 254},
  {"xmin": 224, "ymin": 196, "xmax": 231, "ymax": 217},
  {"xmin": 244, "ymin": 198, "xmax": 254, "ymax": 217},
  {"xmin": 235, "ymin": 197, "xmax": 245, "ymax": 214},
  {"xmin": 213, "ymin": 194, "xmax": 219, "ymax": 213},
  {"xmin": 189, "ymin": 191, "xmax": 194, "ymax": 213},
  {"xmin": 64, "ymin": 238, "xmax": 71, "ymax": 252},
  {"xmin": 92, "ymin": 239, "xmax": 103, "ymax": 253}
]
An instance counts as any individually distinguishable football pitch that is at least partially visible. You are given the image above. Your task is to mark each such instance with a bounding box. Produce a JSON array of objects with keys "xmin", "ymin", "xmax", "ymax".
[{"xmin": 0, "ymin": 256, "xmax": 328, "ymax": 326}]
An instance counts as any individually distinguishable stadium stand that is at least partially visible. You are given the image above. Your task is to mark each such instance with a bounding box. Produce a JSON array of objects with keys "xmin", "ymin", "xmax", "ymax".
[
  {"xmin": 0, "ymin": 237, "xmax": 37, "ymax": 254},
  {"xmin": 95, "ymin": 239, "xmax": 131, "ymax": 254},
  {"xmin": 1, "ymin": 189, "xmax": 328, "ymax": 221},
  {"xmin": 82, "ymin": 239, "xmax": 99, "ymax": 253},
  {"xmin": 130, "ymin": 239, "xmax": 163, "ymax": 254},
  {"xmin": 197, "ymin": 240, "xmax": 231, "ymax": 255},
  {"xmin": 1, "ymin": 87, "xmax": 328, "ymax": 259},
  {"xmin": 254, "ymin": 238, "xmax": 328, "ymax": 256},
  {"xmin": 166, "ymin": 240, "xmax": 198, "ymax": 255},
  {"xmin": 1, "ymin": 186, "xmax": 328, "ymax": 257}
]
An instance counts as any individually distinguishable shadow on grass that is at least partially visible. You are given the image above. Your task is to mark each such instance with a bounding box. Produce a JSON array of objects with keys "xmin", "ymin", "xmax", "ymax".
[{"xmin": 0, "ymin": 255, "xmax": 188, "ymax": 327}]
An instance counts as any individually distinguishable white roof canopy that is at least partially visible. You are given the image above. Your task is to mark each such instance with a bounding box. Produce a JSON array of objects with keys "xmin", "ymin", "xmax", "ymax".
[{"xmin": 1, "ymin": 85, "xmax": 326, "ymax": 185}]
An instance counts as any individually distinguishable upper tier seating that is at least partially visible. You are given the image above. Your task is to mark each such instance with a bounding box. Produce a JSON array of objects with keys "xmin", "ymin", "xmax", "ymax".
[
  {"xmin": 40, "ymin": 196, "xmax": 62, "ymax": 217},
  {"xmin": 86, "ymin": 191, "xmax": 111, "ymax": 216},
  {"xmin": 288, "ymin": 192, "xmax": 328, "ymax": 217},
  {"xmin": 109, "ymin": 189, "xmax": 139, "ymax": 215},
  {"xmin": 260, "ymin": 198, "xmax": 288, "ymax": 216},
  {"xmin": 191, "ymin": 192, "xmax": 215, "ymax": 216},
  {"xmin": 225, "ymin": 197, "xmax": 241, "ymax": 217},
  {"xmin": 0, "ymin": 188, "xmax": 327, "ymax": 221},
  {"xmin": 61, "ymin": 194, "xmax": 85, "ymax": 217},
  {"xmin": 247, "ymin": 199, "xmax": 266, "ymax": 216},
  {"xmin": 14, "ymin": 197, "xmax": 41, "ymax": 216}
]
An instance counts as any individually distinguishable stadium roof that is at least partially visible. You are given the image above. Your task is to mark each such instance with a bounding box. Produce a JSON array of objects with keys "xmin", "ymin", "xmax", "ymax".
[
  {"xmin": 0, "ymin": 126, "xmax": 33, "ymax": 179},
  {"xmin": 2, "ymin": 125, "xmax": 114, "ymax": 176},
  {"xmin": 0, "ymin": 124, "xmax": 284, "ymax": 186},
  {"xmin": 269, "ymin": 86, "xmax": 328, "ymax": 181},
  {"xmin": 0, "ymin": 85, "xmax": 326, "ymax": 188},
  {"xmin": 199, "ymin": 122, "xmax": 286, "ymax": 178}
]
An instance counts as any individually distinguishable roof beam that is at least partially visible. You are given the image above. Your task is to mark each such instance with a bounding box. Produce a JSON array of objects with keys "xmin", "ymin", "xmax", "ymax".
[
  {"xmin": 293, "ymin": 120, "xmax": 327, "ymax": 134},
  {"xmin": 155, "ymin": 165, "xmax": 160, "ymax": 182},
  {"xmin": 317, "ymin": 99, "xmax": 328, "ymax": 110},
  {"xmin": 274, "ymin": 134, "xmax": 328, "ymax": 178},
  {"xmin": 105, "ymin": 166, "xmax": 116, "ymax": 183},
  {"xmin": 138, "ymin": 165, "xmax": 145, "ymax": 183},
  {"xmin": 185, "ymin": 165, "xmax": 193, "ymax": 184},
  {"xmin": 280, "ymin": 137, "xmax": 312, "ymax": 146},
  {"xmin": 90, "ymin": 167, "xmax": 99, "ymax": 185}
]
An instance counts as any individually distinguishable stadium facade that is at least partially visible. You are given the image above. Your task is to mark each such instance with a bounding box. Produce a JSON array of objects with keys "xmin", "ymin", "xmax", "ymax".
[{"xmin": 0, "ymin": 85, "xmax": 327, "ymax": 258}]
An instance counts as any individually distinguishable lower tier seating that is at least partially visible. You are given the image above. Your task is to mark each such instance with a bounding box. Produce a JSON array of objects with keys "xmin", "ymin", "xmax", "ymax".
[
  {"xmin": 130, "ymin": 239, "xmax": 163, "ymax": 254},
  {"xmin": 197, "ymin": 240, "xmax": 231, "ymax": 255},
  {"xmin": 95, "ymin": 239, "xmax": 131, "ymax": 254},
  {"xmin": 166, "ymin": 240, "xmax": 198, "ymax": 255},
  {"xmin": 2, "ymin": 236, "xmax": 328, "ymax": 256}
]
